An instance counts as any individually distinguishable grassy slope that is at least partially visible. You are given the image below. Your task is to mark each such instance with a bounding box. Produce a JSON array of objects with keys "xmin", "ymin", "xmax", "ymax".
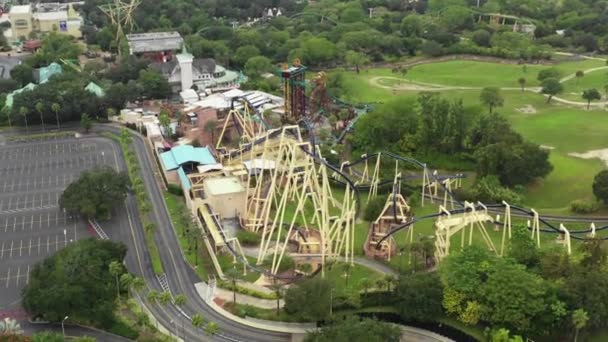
[{"xmin": 339, "ymin": 58, "xmax": 608, "ymax": 211}]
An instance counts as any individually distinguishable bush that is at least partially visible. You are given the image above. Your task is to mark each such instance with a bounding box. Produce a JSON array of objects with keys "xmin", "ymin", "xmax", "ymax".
[
  {"xmin": 263, "ymin": 254, "xmax": 295, "ymax": 272},
  {"xmin": 570, "ymin": 199, "xmax": 600, "ymax": 214},
  {"xmin": 167, "ymin": 183, "xmax": 183, "ymax": 196},
  {"xmin": 107, "ymin": 319, "xmax": 139, "ymax": 339},
  {"xmin": 457, "ymin": 176, "xmax": 523, "ymax": 205},
  {"xmin": 236, "ymin": 229, "xmax": 262, "ymax": 246},
  {"xmin": 537, "ymin": 67, "xmax": 561, "ymax": 81},
  {"xmin": 364, "ymin": 195, "xmax": 388, "ymax": 221}
]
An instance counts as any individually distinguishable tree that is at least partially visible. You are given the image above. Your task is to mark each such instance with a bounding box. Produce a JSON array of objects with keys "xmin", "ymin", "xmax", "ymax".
[
  {"xmin": 225, "ymin": 267, "xmax": 240, "ymax": 305},
  {"xmin": 582, "ymin": 88, "xmax": 601, "ymax": 109},
  {"xmin": 540, "ymin": 78, "xmax": 563, "ymax": 103},
  {"xmin": 158, "ymin": 111, "xmax": 172, "ymax": 138},
  {"xmin": 575, "ymin": 70, "xmax": 584, "ymax": 85},
  {"xmin": 158, "ymin": 291, "xmax": 171, "ymax": 305},
  {"xmin": 572, "ymin": 309, "xmax": 589, "ymax": 342},
  {"xmin": 137, "ymin": 69, "xmax": 171, "ymax": 99},
  {"xmin": 244, "ymin": 56, "xmax": 272, "ymax": 78},
  {"xmin": 593, "ymin": 170, "xmax": 608, "ymax": 204},
  {"xmin": 51, "ymin": 102, "xmax": 61, "ymax": 129},
  {"xmin": 517, "ymin": 77, "xmax": 526, "ymax": 92},
  {"xmin": 269, "ymin": 279, "xmax": 283, "ymax": 316},
  {"xmin": 108, "ymin": 261, "xmax": 123, "ymax": 300},
  {"xmin": 22, "ymin": 239, "xmax": 127, "ymax": 326},
  {"xmin": 233, "ymin": 45, "xmax": 261, "ymax": 67},
  {"xmin": 10, "ymin": 64, "xmax": 34, "ymax": 86},
  {"xmin": 174, "ymin": 294, "xmax": 187, "ymax": 307},
  {"xmin": 204, "ymin": 119, "xmax": 217, "ymax": 144},
  {"xmin": 80, "ymin": 113, "xmax": 92, "ymax": 133},
  {"xmin": 304, "ymin": 316, "xmax": 401, "ymax": 342},
  {"xmin": 472, "ymin": 29, "xmax": 491, "ymax": 47},
  {"xmin": 18, "ymin": 106, "xmax": 30, "ymax": 133},
  {"xmin": 35, "ymin": 102, "xmax": 46, "ymax": 132},
  {"xmin": 119, "ymin": 273, "xmax": 133, "ymax": 297},
  {"xmin": 191, "ymin": 313, "xmax": 205, "ymax": 329},
  {"xmin": 537, "ymin": 68, "xmax": 561, "ymax": 81},
  {"xmin": 345, "ymin": 50, "xmax": 369, "ymax": 74},
  {"xmin": 565, "ymin": 269, "xmax": 608, "ymax": 329},
  {"xmin": 395, "ymin": 272, "xmax": 444, "ymax": 322},
  {"xmin": 147, "ymin": 290, "xmax": 159, "ymax": 303},
  {"xmin": 508, "ymin": 225, "xmax": 540, "ymax": 268},
  {"xmin": 204, "ymin": 321, "xmax": 219, "ymax": 336},
  {"xmin": 284, "ymin": 277, "xmax": 332, "ymax": 322},
  {"xmin": 361, "ymin": 278, "xmax": 373, "ymax": 294},
  {"xmin": 59, "ymin": 167, "xmax": 130, "ymax": 219},
  {"xmin": 479, "ymin": 87, "xmax": 504, "ymax": 114}
]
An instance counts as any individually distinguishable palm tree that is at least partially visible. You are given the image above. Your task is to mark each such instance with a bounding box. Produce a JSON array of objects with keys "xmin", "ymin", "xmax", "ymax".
[
  {"xmin": 120, "ymin": 273, "xmax": 134, "ymax": 297},
  {"xmin": 191, "ymin": 313, "xmax": 205, "ymax": 330},
  {"xmin": 204, "ymin": 321, "xmax": 219, "ymax": 336},
  {"xmin": 225, "ymin": 267, "xmax": 241, "ymax": 305},
  {"xmin": 109, "ymin": 261, "xmax": 123, "ymax": 299},
  {"xmin": 51, "ymin": 102, "xmax": 61, "ymax": 129},
  {"xmin": 19, "ymin": 106, "xmax": 29, "ymax": 133},
  {"xmin": 174, "ymin": 294, "xmax": 187, "ymax": 306},
  {"xmin": 0, "ymin": 317, "xmax": 23, "ymax": 335},
  {"xmin": 147, "ymin": 290, "xmax": 159, "ymax": 303},
  {"xmin": 140, "ymin": 201, "xmax": 152, "ymax": 215},
  {"xmin": 269, "ymin": 279, "xmax": 283, "ymax": 316},
  {"xmin": 80, "ymin": 113, "xmax": 92, "ymax": 133},
  {"xmin": 158, "ymin": 291, "xmax": 172, "ymax": 305},
  {"xmin": 518, "ymin": 77, "xmax": 526, "ymax": 92},
  {"xmin": 572, "ymin": 308, "xmax": 589, "ymax": 342},
  {"xmin": 131, "ymin": 276, "xmax": 145, "ymax": 296},
  {"xmin": 35, "ymin": 102, "xmax": 45, "ymax": 132}
]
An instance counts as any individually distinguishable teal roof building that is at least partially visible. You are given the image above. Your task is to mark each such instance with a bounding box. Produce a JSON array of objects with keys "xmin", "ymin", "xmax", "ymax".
[{"xmin": 159, "ymin": 145, "xmax": 217, "ymax": 171}]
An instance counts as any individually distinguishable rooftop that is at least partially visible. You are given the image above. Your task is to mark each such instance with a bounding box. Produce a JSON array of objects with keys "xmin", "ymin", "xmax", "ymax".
[
  {"xmin": 33, "ymin": 11, "xmax": 67, "ymax": 21},
  {"xmin": 126, "ymin": 31, "xmax": 184, "ymax": 54},
  {"xmin": 204, "ymin": 177, "xmax": 245, "ymax": 196},
  {"xmin": 10, "ymin": 5, "xmax": 31, "ymax": 14},
  {"xmin": 85, "ymin": 82, "xmax": 105, "ymax": 97},
  {"xmin": 159, "ymin": 145, "xmax": 217, "ymax": 171}
]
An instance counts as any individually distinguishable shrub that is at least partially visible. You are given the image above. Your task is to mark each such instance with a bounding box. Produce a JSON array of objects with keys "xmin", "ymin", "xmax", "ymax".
[
  {"xmin": 364, "ymin": 194, "xmax": 388, "ymax": 221},
  {"xmin": 167, "ymin": 183, "xmax": 183, "ymax": 196},
  {"xmin": 236, "ymin": 229, "xmax": 262, "ymax": 246},
  {"xmin": 570, "ymin": 199, "xmax": 600, "ymax": 214},
  {"xmin": 537, "ymin": 67, "xmax": 561, "ymax": 81}
]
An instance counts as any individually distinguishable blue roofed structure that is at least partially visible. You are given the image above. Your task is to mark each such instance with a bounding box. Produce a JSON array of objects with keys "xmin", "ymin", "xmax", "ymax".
[
  {"xmin": 159, "ymin": 145, "xmax": 217, "ymax": 172},
  {"xmin": 177, "ymin": 167, "xmax": 191, "ymax": 191}
]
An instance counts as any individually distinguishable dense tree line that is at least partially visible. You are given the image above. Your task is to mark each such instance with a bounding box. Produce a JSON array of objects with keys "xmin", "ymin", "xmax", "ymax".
[{"xmin": 350, "ymin": 93, "xmax": 552, "ymax": 192}]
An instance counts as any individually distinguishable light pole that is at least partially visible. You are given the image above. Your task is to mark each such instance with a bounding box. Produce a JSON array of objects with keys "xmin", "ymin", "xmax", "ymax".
[{"xmin": 61, "ymin": 316, "xmax": 69, "ymax": 337}]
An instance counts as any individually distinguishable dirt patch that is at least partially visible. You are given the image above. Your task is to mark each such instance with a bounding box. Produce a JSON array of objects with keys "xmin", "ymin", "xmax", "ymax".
[
  {"xmin": 517, "ymin": 104, "xmax": 537, "ymax": 114},
  {"xmin": 540, "ymin": 145, "xmax": 555, "ymax": 150},
  {"xmin": 569, "ymin": 148, "xmax": 608, "ymax": 166}
]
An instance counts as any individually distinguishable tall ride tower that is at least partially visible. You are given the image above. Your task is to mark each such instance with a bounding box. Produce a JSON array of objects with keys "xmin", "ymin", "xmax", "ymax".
[{"xmin": 280, "ymin": 59, "xmax": 307, "ymax": 120}]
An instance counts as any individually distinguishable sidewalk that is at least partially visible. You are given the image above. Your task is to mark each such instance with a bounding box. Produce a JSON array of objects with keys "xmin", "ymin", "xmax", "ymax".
[
  {"xmin": 194, "ymin": 282, "xmax": 316, "ymax": 334},
  {"xmin": 213, "ymin": 286, "xmax": 284, "ymax": 309}
]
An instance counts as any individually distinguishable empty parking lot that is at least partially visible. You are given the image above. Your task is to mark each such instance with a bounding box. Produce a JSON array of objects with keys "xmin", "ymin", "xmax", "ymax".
[{"xmin": 0, "ymin": 136, "xmax": 119, "ymax": 312}]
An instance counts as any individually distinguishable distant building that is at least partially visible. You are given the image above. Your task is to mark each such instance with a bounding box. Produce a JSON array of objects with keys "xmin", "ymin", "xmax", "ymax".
[
  {"xmin": 150, "ymin": 47, "xmax": 242, "ymax": 93},
  {"xmin": 9, "ymin": 3, "xmax": 83, "ymax": 41},
  {"xmin": 126, "ymin": 31, "xmax": 184, "ymax": 63}
]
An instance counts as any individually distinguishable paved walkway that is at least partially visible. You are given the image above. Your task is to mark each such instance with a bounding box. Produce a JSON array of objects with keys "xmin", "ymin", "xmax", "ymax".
[{"xmin": 214, "ymin": 286, "xmax": 283, "ymax": 309}]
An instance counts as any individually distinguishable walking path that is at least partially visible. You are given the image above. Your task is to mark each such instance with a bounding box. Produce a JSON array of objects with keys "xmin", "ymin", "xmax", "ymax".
[{"xmin": 369, "ymin": 54, "xmax": 608, "ymax": 108}]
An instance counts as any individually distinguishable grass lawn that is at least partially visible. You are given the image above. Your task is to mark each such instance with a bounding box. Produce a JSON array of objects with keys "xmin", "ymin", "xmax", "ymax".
[
  {"xmin": 337, "ymin": 61, "xmax": 608, "ymax": 212},
  {"xmin": 561, "ymin": 68, "xmax": 608, "ymax": 101}
]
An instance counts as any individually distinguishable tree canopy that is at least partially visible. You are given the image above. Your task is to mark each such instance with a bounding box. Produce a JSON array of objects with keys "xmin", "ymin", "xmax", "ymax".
[
  {"xmin": 22, "ymin": 239, "xmax": 127, "ymax": 326},
  {"xmin": 59, "ymin": 167, "xmax": 130, "ymax": 219},
  {"xmin": 284, "ymin": 277, "xmax": 332, "ymax": 322},
  {"xmin": 304, "ymin": 317, "xmax": 401, "ymax": 342}
]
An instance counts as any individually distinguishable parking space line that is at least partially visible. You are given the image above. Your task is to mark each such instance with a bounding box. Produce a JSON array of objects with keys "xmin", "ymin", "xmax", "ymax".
[
  {"xmin": 38, "ymin": 236, "xmax": 41, "ymax": 255},
  {"xmin": 6, "ymin": 268, "xmax": 9, "ymax": 288},
  {"xmin": 47, "ymin": 212, "xmax": 50, "ymax": 227},
  {"xmin": 7, "ymin": 197, "xmax": 12, "ymax": 210},
  {"xmin": 55, "ymin": 235, "xmax": 59, "ymax": 251},
  {"xmin": 12, "ymin": 217, "xmax": 16, "ymax": 232},
  {"xmin": 19, "ymin": 240, "xmax": 22, "ymax": 257},
  {"xmin": 55, "ymin": 212, "xmax": 59, "ymax": 226},
  {"xmin": 15, "ymin": 267, "xmax": 20, "ymax": 287},
  {"xmin": 4, "ymin": 217, "xmax": 7, "ymax": 232},
  {"xmin": 29, "ymin": 239, "xmax": 32, "ymax": 255},
  {"xmin": 0, "ymin": 241, "xmax": 4, "ymax": 260},
  {"xmin": 30, "ymin": 215, "xmax": 34, "ymax": 231},
  {"xmin": 0, "ymin": 199, "xmax": 3, "ymax": 211},
  {"xmin": 9, "ymin": 241, "xmax": 13, "ymax": 259},
  {"xmin": 39, "ymin": 213, "xmax": 43, "ymax": 230},
  {"xmin": 46, "ymin": 236, "xmax": 49, "ymax": 253},
  {"xmin": 26, "ymin": 266, "xmax": 30, "ymax": 285},
  {"xmin": 21, "ymin": 216, "xmax": 25, "ymax": 231}
]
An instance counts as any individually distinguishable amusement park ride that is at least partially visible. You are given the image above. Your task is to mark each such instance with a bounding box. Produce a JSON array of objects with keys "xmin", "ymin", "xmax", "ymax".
[{"xmin": 184, "ymin": 59, "xmax": 599, "ymax": 283}]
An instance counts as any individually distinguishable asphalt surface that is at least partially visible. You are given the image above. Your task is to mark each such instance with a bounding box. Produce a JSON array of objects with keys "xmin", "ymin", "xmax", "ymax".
[
  {"xmin": 0, "ymin": 136, "xmax": 115, "ymax": 313},
  {"xmin": 95, "ymin": 125, "xmax": 292, "ymax": 342}
]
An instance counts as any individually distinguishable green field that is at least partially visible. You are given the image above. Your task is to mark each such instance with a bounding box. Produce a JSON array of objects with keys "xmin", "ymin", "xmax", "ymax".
[
  {"xmin": 338, "ymin": 57, "xmax": 608, "ymax": 212},
  {"xmin": 561, "ymin": 67, "xmax": 608, "ymax": 101}
]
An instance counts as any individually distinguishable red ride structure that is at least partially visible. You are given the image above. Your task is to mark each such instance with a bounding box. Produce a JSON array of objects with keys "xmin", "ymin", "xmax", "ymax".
[{"xmin": 280, "ymin": 59, "xmax": 307, "ymax": 120}]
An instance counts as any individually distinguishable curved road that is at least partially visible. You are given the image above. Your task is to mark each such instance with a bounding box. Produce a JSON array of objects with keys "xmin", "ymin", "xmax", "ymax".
[{"xmin": 94, "ymin": 125, "xmax": 293, "ymax": 341}]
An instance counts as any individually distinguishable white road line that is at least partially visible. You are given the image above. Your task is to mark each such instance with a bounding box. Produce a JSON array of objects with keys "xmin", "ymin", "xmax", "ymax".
[
  {"xmin": 0, "ymin": 199, "xmax": 3, "ymax": 211},
  {"xmin": 29, "ymin": 239, "xmax": 32, "ymax": 255},
  {"xmin": 3, "ymin": 217, "xmax": 7, "ymax": 233},
  {"xmin": 0, "ymin": 241, "xmax": 4, "ymax": 260},
  {"xmin": 15, "ymin": 267, "xmax": 20, "ymax": 287},
  {"xmin": 39, "ymin": 213, "xmax": 43, "ymax": 230},
  {"xmin": 6, "ymin": 268, "xmax": 10, "ymax": 288},
  {"xmin": 9, "ymin": 240, "xmax": 13, "ymax": 259},
  {"xmin": 55, "ymin": 235, "xmax": 59, "ymax": 251},
  {"xmin": 38, "ymin": 236, "xmax": 41, "ymax": 255},
  {"xmin": 47, "ymin": 212, "xmax": 50, "ymax": 227},
  {"xmin": 7, "ymin": 197, "xmax": 12, "ymax": 210},
  {"xmin": 30, "ymin": 215, "xmax": 34, "ymax": 231},
  {"xmin": 21, "ymin": 216, "xmax": 25, "ymax": 231},
  {"xmin": 26, "ymin": 265, "xmax": 29, "ymax": 284},
  {"xmin": 19, "ymin": 240, "xmax": 22, "ymax": 257},
  {"xmin": 46, "ymin": 236, "xmax": 49, "ymax": 253},
  {"xmin": 12, "ymin": 217, "xmax": 16, "ymax": 232}
]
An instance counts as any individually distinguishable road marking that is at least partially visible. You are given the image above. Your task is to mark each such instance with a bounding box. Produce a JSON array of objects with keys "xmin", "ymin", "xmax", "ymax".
[
  {"xmin": 12, "ymin": 217, "xmax": 16, "ymax": 232},
  {"xmin": 26, "ymin": 265, "xmax": 29, "ymax": 285},
  {"xmin": 9, "ymin": 241, "xmax": 13, "ymax": 259},
  {"xmin": 30, "ymin": 215, "xmax": 34, "ymax": 231},
  {"xmin": 15, "ymin": 267, "xmax": 20, "ymax": 287},
  {"xmin": 55, "ymin": 235, "xmax": 58, "ymax": 251},
  {"xmin": 46, "ymin": 236, "xmax": 49, "ymax": 253},
  {"xmin": 7, "ymin": 197, "xmax": 12, "ymax": 210},
  {"xmin": 6, "ymin": 268, "xmax": 10, "ymax": 288},
  {"xmin": 0, "ymin": 241, "xmax": 4, "ymax": 260},
  {"xmin": 28, "ymin": 239, "xmax": 32, "ymax": 255},
  {"xmin": 47, "ymin": 212, "xmax": 50, "ymax": 227},
  {"xmin": 21, "ymin": 216, "xmax": 24, "ymax": 231},
  {"xmin": 38, "ymin": 236, "xmax": 41, "ymax": 255},
  {"xmin": 19, "ymin": 240, "xmax": 22, "ymax": 257}
]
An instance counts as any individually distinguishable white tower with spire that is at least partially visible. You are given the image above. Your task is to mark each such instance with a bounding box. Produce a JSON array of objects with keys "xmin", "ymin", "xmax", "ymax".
[{"xmin": 176, "ymin": 44, "xmax": 194, "ymax": 92}]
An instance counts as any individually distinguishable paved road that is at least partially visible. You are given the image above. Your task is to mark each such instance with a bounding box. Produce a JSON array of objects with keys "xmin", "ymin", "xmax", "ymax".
[
  {"xmin": 21, "ymin": 321, "xmax": 132, "ymax": 342},
  {"xmin": 0, "ymin": 136, "xmax": 114, "ymax": 312},
  {"xmin": 95, "ymin": 125, "xmax": 293, "ymax": 341}
]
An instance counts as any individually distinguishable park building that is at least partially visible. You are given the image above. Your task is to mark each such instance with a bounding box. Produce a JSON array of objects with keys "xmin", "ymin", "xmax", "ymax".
[{"xmin": 8, "ymin": 3, "xmax": 83, "ymax": 42}]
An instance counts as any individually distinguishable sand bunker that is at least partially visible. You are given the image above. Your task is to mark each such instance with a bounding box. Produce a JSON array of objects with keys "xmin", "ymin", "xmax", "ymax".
[
  {"xmin": 569, "ymin": 149, "xmax": 608, "ymax": 166},
  {"xmin": 517, "ymin": 104, "xmax": 537, "ymax": 114}
]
